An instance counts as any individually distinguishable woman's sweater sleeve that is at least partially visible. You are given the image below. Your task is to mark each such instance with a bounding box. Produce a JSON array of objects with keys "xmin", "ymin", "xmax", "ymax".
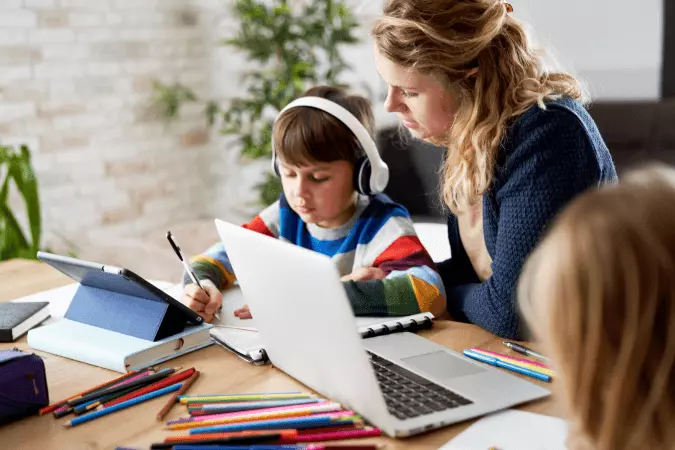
[{"xmin": 440, "ymin": 108, "xmax": 606, "ymax": 339}]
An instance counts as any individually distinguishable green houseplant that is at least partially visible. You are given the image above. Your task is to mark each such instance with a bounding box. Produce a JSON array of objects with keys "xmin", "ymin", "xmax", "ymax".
[
  {"xmin": 152, "ymin": 0, "xmax": 361, "ymax": 206},
  {"xmin": 0, "ymin": 144, "xmax": 41, "ymax": 261}
]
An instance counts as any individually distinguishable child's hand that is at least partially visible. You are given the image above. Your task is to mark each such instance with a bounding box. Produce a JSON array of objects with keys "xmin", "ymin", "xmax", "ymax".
[
  {"xmin": 340, "ymin": 267, "xmax": 387, "ymax": 282},
  {"xmin": 182, "ymin": 282, "xmax": 222, "ymax": 323},
  {"xmin": 234, "ymin": 304, "xmax": 253, "ymax": 319}
]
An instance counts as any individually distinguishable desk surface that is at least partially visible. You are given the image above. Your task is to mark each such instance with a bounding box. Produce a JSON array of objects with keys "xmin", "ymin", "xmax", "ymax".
[{"xmin": 0, "ymin": 259, "xmax": 561, "ymax": 450}]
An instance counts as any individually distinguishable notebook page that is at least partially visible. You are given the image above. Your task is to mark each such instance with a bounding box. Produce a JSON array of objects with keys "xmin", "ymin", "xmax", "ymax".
[{"xmin": 440, "ymin": 409, "xmax": 568, "ymax": 450}]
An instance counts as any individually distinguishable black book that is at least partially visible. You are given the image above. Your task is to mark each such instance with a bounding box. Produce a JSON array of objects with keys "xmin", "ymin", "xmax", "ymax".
[{"xmin": 0, "ymin": 302, "xmax": 50, "ymax": 342}]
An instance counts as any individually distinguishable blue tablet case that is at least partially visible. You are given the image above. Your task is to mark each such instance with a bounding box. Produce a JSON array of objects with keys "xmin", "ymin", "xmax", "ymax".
[{"xmin": 38, "ymin": 252, "xmax": 187, "ymax": 341}]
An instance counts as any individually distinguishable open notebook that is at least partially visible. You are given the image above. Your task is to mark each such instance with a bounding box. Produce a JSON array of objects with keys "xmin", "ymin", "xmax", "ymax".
[{"xmin": 210, "ymin": 287, "xmax": 435, "ymax": 364}]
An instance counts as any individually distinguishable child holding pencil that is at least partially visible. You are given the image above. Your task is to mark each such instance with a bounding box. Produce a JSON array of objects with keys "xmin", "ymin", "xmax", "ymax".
[
  {"xmin": 518, "ymin": 165, "xmax": 675, "ymax": 450},
  {"xmin": 181, "ymin": 86, "xmax": 447, "ymax": 322}
]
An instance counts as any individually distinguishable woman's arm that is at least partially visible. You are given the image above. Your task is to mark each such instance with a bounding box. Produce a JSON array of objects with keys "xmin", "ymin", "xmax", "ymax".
[{"xmin": 442, "ymin": 107, "xmax": 613, "ymax": 338}]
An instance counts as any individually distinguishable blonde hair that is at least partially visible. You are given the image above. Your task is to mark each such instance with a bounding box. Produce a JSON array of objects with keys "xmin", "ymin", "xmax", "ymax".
[
  {"xmin": 273, "ymin": 86, "xmax": 375, "ymax": 167},
  {"xmin": 518, "ymin": 165, "xmax": 675, "ymax": 450},
  {"xmin": 372, "ymin": 0, "xmax": 588, "ymax": 213}
]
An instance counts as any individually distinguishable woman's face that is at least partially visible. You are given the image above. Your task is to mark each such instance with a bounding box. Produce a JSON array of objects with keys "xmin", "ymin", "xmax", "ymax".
[{"xmin": 374, "ymin": 44, "xmax": 458, "ymax": 142}]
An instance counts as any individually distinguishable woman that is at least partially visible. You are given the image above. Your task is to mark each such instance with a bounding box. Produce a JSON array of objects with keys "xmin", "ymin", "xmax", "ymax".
[
  {"xmin": 371, "ymin": 0, "xmax": 617, "ymax": 338},
  {"xmin": 518, "ymin": 165, "xmax": 675, "ymax": 450}
]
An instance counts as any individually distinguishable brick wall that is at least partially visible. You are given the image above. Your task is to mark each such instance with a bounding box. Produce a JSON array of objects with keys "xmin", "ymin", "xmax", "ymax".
[
  {"xmin": 0, "ymin": 0, "xmax": 231, "ymax": 258},
  {"xmin": 0, "ymin": 0, "xmax": 391, "ymax": 272}
]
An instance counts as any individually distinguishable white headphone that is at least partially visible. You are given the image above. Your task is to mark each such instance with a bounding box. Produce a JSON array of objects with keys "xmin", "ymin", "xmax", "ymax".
[{"xmin": 271, "ymin": 96, "xmax": 390, "ymax": 196}]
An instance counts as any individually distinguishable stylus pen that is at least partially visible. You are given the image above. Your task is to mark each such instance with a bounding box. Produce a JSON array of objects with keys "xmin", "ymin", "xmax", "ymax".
[
  {"xmin": 167, "ymin": 231, "xmax": 221, "ymax": 321},
  {"xmin": 502, "ymin": 341, "xmax": 550, "ymax": 362}
]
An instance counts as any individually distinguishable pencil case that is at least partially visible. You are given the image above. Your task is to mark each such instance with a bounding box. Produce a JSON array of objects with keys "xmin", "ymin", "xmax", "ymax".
[{"xmin": 0, "ymin": 348, "xmax": 49, "ymax": 424}]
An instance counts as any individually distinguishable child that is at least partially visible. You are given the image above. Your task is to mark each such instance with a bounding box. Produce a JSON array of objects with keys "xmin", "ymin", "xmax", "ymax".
[
  {"xmin": 182, "ymin": 86, "xmax": 447, "ymax": 323},
  {"xmin": 518, "ymin": 165, "xmax": 675, "ymax": 450}
]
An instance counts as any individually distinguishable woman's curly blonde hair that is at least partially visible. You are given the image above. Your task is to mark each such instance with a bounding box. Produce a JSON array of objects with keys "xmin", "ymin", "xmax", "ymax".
[{"xmin": 372, "ymin": 0, "xmax": 588, "ymax": 213}]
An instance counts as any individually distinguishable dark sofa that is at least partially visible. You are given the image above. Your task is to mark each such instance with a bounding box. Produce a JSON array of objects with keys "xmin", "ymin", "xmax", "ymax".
[{"xmin": 377, "ymin": 100, "xmax": 675, "ymax": 220}]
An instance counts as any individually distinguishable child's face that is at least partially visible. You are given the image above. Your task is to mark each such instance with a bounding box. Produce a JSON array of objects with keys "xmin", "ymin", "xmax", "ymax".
[{"xmin": 279, "ymin": 159, "xmax": 357, "ymax": 228}]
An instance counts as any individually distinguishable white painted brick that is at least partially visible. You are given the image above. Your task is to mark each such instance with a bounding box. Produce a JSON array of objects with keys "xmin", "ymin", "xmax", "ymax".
[
  {"xmin": 41, "ymin": 43, "xmax": 89, "ymax": 60},
  {"xmin": 0, "ymin": 65, "xmax": 31, "ymax": 84},
  {"xmin": 77, "ymin": 29, "xmax": 117, "ymax": 42},
  {"xmin": 118, "ymin": 29, "xmax": 157, "ymax": 41},
  {"xmin": 0, "ymin": 29, "xmax": 27, "ymax": 45},
  {"xmin": 0, "ymin": 10, "xmax": 36, "ymax": 27},
  {"xmin": 114, "ymin": 0, "xmax": 159, "ymax": 9},
  {"xmin": 24, "ymin": 0, "xmax": 56, "ymax": 7},
  {"xmin": 0, "ymin": 0, "xmax": 23, "ymax": 8},
  {"xmin": 30, "ymin": 29, "xmax": 75, "ymax": 43},
  {"xmin": 52, "ymin": 113, "xmax": 107, "ymax": 130},
  {"xmin": 49, "ymin": 80, "xmax": 78, "ymax": 99},
  {"xmin": 34, "ymin": 63, "xmax": 85, "ymax": 79},
  {"xmin": 122, "ymin": 59, "xmax": 163, "ymax": 75},
  {"xmin": 59, "ymin": 0, "xmax": 111, "ymax": 8},
  {"xmin": 87, "ymin": 61, "xmax": 121, "ymax": 76},
  {"xmin": 0, "ymin": 102, "xmax": 36, "ymax": 122},
  {"xmin": 68, "ymin": 12, "xmax": 105, "ymax": 27}
]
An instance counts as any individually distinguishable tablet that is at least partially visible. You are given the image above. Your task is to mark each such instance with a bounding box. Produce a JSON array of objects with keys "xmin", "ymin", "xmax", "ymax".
[{"xmin": 36, "ymin": 251, "xmax": 204, "ymax": 326}]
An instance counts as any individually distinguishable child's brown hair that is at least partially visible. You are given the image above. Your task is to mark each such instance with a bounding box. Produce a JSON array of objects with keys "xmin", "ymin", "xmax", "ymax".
[{"xmin": 273, "ymin": 86, "xmax": 375, "ymax": 167}]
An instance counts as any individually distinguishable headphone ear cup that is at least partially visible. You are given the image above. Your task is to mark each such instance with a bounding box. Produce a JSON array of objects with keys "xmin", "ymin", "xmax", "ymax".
[
  {"xmin": 272, "ymin": 152, "xmax": 280, "ymax": 177},
  {"xmin": 354, "ymin": 156, "xmax": 372, "ymax": 196}
]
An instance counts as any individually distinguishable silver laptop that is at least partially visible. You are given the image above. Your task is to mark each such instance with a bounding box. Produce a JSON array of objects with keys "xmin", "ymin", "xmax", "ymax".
[{"xmin": 214, "ymin": 219, "xmax": 550, "ymax": 437}]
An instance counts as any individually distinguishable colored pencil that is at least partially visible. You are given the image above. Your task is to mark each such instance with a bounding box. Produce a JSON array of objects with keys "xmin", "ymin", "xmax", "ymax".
[
  {"xmin": 171, "ymin": 446, "xmax": 382, "ymax": 450},
  {"xmin": 67, "ymin": 368, "xmax": 175, "ymax": 407},
  {"xmin": 179, "ymin": 393, "xmax": 312, "ymax": 404},
  {"xmin": 472, "ymin": 348, "xmax": 553, "ymax": 369},
  {"xmin": 463, "ymin": 350, "xmax": 551, "ymax": 382},
  {"xmin": 190, "ymin": 398, "xmax": 323, "ymax": 415},
  {"xmin": 157, "ymin": 370, "xmax": 200, "ymax": 421},
  {"xmin": 175, "ymin": 402, "xmax": 340, "ymax": 424},
  {"xmin": 40, "ymin": 369, "xmax": 143, "ymax": 415},
  {"xmin": 180, "ymin": 392, "xmax": 301, "ymax": 399},
  {"xmin": 189, "ymin": 415, "xmax": 362, "ymax": 435},
  {"xmin": 73, "ymin": 384, "xmax": 143, "ymax": 415},
  {"xmin": 168, "ymin": 402, "xmax": 343, "ymax": 430},
  {"xmin": 179, "ymin": 410, "xmax": 357, "ymax": 428},
  {"xmin": 470, "ymin": 349, "xmax": 555, "ymax": 377},
  {"xmin": 294, "ymin": 427, "xmax": 381, "ymax": 442},
  {"xmin": 149, "ymin": 431, "xmax": 294, "ymax": 449},
  {"xmin": 164, "ymin": 429, "xmax": 299, "ymax": 444},
  {"xmin": 101, "ymin": 368, "xmax": 195, "ymax": 409},
  {"xmin": 63, "ymin": 383, "xmax": 181, "ymax": 428}
]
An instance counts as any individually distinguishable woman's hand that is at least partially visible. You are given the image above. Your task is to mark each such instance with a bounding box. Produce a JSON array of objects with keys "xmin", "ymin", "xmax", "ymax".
[
  {"xmin": 340, "ymin": 267, "xmax": 387, "ymax": 282},
  {"xmin": 234, "ymin": 304, "xmax": 253, "ymax": 319},
  {"xmin": 182, "ymin": 281, "xmax": 222, "ymax": 323}
]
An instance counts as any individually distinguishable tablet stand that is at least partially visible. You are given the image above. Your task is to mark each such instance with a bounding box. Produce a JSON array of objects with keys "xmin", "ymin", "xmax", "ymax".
[{"xmin": 65, "ymin": 284, "xmax": 186, "ymax": 342}]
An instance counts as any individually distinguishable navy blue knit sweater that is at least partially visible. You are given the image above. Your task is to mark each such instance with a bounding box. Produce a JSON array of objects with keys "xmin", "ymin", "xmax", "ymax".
[{"xmin": 436, "ymin": 97, "xmax": 617, "ymax": 339}]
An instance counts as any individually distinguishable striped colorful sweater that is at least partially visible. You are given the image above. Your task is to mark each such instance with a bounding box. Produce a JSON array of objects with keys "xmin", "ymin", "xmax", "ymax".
[{"xmin": 187, "ymin": 193, "xmax": 446, "ymax": 317}]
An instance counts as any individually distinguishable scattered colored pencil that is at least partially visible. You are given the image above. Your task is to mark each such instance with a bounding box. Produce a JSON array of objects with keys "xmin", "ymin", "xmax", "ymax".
[
  {"xmin": 179, "ymin": 393, "xmax": 313, "ymax": 405},
  {"xmin": 67, "ymin": 368, "xmax": 175, "ymax": 407},
  {"xmin": 188, "ymin": 415, "xmax": 362, "ymax": 435},
  {"xmin": 157, "ymin": 370, "xmax": 201, "ymax": 421},
  {"xmin": 463, "ymin": 349, "xmax": 551, "ymax": 382},
  {"xmin": 64, "ymin": 383, "xmax": 182, "ymax": 428},
  {"xmin": 40, "ymin": 369, "xmax": 143, "ymax": 415},
  {"xmin": 189, "ymin": 398, "xmax": 322, "ymax": 415},
  {"xmin": 176, "ymin": 402, "xmax": 342, "ymax": 424},
  {"xmin": 101, "ymin": 368, "xmax": 195, "ymax": 409},
  {"xmin": 470, "ymin": 348, "xmax": 555, "ymax": 377},
  {"xmin": 168, "ymin": 402, "xmax": 344, "ymax": 430},
  {"xmin": 472, "ymin": 348, "xmax": 553, "ymax": 369},
  {"xmin": 163, "ymin": 429, "xmax": 299, "ymax": 444}
]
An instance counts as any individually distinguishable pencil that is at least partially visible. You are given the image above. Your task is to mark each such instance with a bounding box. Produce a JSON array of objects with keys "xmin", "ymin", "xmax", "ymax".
[
  {"xmin": 40, "ymin": 369, "xmax": 143, "ymax": 415},
  {"xmin": 102, "ymin": 368, "xmax": 195, "ymax": 409},
  {"xmin": 157, "ymin": 370, "xmax": 200, "ymax": 421},
  {"xmin": 73, "ymin": 384, "xmax": 143, "ymax": 415},
  {"xmin": 179, "ymin": 393, "xmax": 310, "ymax": 404},
  {"xmin": 63, "ymin": 383, "xmax": 182, "ymax": 428},
  {"xmin": 67, "ymin": 368, "xmax": 175, "ymax": 407}
]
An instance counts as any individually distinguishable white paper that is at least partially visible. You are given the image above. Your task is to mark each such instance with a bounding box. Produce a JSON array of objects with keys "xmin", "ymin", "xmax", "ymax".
[{"xmin": 440, "ymin": 409, "xmax": 568, "ymax": 450}]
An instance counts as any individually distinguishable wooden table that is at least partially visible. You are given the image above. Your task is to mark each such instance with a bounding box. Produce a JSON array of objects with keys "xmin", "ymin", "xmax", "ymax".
[{"xmin": 0, "ymin": 259, "xmax": 561, "ymax": 450}]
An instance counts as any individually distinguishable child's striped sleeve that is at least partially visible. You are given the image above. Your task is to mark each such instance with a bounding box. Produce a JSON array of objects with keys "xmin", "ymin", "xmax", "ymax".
[
  {"xmin": 344, "ymin": 217, "xmax": 447, "ymax": 317},
  {"xmin": 184, "ymin": 201, "xmax": 280, "ymax": 289}
]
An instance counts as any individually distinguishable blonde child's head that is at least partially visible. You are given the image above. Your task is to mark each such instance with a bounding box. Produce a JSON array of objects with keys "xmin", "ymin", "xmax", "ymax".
[
  {"xmin": 518, "ymin": 165, "xmax": 675, "ymax": 450},
  {"xmin": 272, "ymin": 86, "xmax": 375, "ymax": 228}
]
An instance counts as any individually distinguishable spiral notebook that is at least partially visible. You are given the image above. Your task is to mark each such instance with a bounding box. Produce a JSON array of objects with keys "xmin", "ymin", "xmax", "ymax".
[{"xmin": 211, "ymin": 287, "xmax": 434, "ymax": 364}]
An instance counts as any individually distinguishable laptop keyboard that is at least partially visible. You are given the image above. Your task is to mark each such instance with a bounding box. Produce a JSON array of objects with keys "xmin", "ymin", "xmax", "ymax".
[{"xmin": 367, "ymin": 351, "xmax": 473, "ymax": 420}]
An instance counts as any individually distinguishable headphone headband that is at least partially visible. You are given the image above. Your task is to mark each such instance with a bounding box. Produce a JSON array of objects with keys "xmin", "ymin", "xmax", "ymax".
[{"xmin": 271, "ymin": 96, "xmax": 389, "ymax": 194}]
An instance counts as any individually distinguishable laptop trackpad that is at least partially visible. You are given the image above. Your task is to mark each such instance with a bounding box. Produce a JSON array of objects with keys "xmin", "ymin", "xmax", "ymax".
[{"xmin": 401, "ymin": 351, "xmax": 486, "ymax": 380}]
